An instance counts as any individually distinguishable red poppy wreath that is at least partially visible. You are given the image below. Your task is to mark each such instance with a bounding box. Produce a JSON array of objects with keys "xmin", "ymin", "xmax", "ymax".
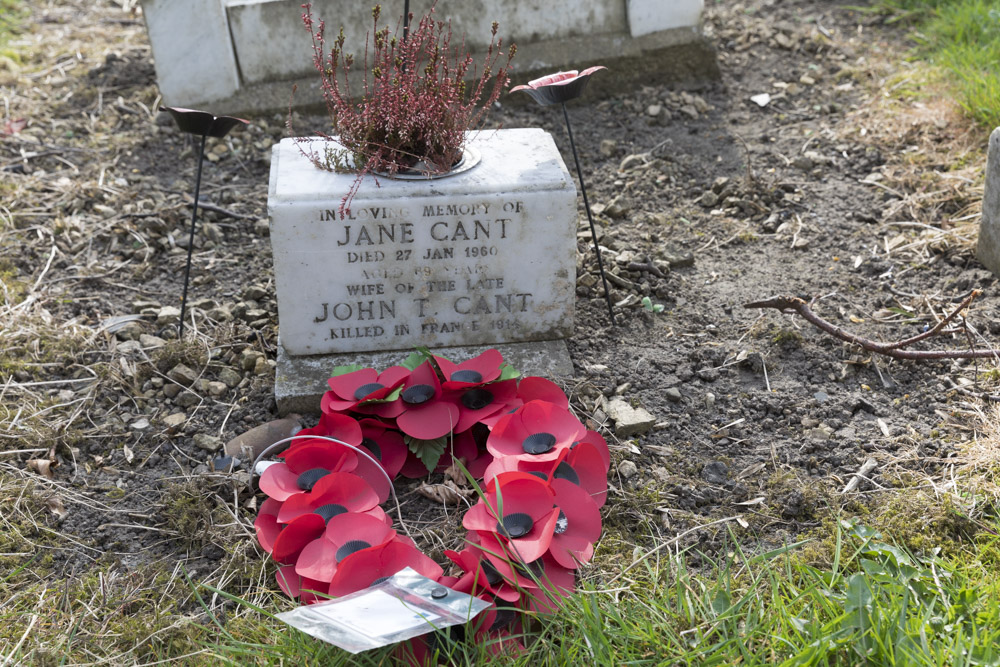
[{"xmin": 253, "ymin": 348, "xmax": 610, "ymax": 654}]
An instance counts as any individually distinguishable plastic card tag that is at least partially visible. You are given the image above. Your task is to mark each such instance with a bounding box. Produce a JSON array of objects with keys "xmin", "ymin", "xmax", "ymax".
[{"xmin": 275, "ymin": 567, "xmax": 491, "ymax": 654}]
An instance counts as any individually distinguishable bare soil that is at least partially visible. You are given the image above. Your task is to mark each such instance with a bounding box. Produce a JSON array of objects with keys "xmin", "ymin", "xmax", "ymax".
[{"xmin": 2, "ymin": 0, "xmax": 996, "ymax": 659}]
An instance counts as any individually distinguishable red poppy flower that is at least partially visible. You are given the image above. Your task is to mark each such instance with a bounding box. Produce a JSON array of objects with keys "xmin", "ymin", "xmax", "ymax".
[
  {"xmin": 478, "ymin": 377, "xmax": 569, "ymax": 428},
  {"xmin": 320, "ymin": 365, "xmax": 410, "ymax": 414},
  {"xmin": 258, "ymin": 438, "xmax": 358, "ymax": 503},
  {"xmin": 291, "ymin": 412, "xmax": 364, "ymax": 450},
  {"xmin": 509, "ymin": 66, "xmax": 607, "ymax": 106},
  {"xmin": 575, "ymin": 429, "xmax": 611, "ymax": 470},
  {"xmin": 275, "ymin": 565, "xmax": 328, "ymax": 604},
  {"xmin": 563, "ymin": 441, "xmax": 609, "ymax": 507},
  {"xmin": 254, "ymin": 496, "xmax": 282, "ymax": 555},
  {"xmin": 434, "ymin": 349, "xmax": 504, "ymax": 390},
  {"xmin": 358, "ymin": 418, "xmax": 408, "ymax": 479},
  {"xmin": 275, "ymin": 471, "xmax": 380, "ymax": 523},
  {"xmin": 463, "ymin": 472, "xmax": 560, "ymax": 563},
  {"xmin": 468, "ymin": 530, "xmax": 575, "ymax": 608},
  {"xmin": 516, "ymin": 377, "xmax": 571, "ymax": 408},
  {"xmin": 444, "ymin": 545, "xmax": 521, "ymax": 603},
  {"xmin": 385, "ymin": 361, "xmax": 460, "ymax": 440},
  {"xmin": 486, "ymin": 400, "xmax": 585, "ymax": 463},
  {"xmin": 548, "ymin": 478, "xmax": 601, "ymax": 569},
  {"xmin": 295, "ymin": 512, "xmax": 397, "ymax": 581},
  {"xmin": 486, "ymin": 440, "xmax": 608, "ymax": 507},
  {"xmin": 518, "ymin": 553, "xmax": 576, "ymax": 614},
  {"xmin": 328, "ymin": 538, "xmax": 444, "ymax": 597},
  {"xmin": 270, "ymin": 512, "xmax": 326, "ymax": 564},
  {"xmin": 448, "ymin": 379, "xmax": 518, "ymax": 433}
]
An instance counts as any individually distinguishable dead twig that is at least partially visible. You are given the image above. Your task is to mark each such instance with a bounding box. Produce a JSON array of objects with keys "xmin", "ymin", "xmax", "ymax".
[
  {"xmin": 842, "ymin": 457, "xmax": 878, "ymax": 494},
  {"xmin": 744, "ymin": 291, "xmax": 999, "ymax": 360},
  {"xmin": 182, "ymin": 196, "xmax": 252, "ymax": 220}
]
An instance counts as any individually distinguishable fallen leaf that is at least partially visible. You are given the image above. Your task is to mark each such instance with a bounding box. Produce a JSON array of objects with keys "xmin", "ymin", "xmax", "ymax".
[
  {"xmin": 27, "ymin": 458, "xmax": 54, "ymax": 479},
  {"xmin": 2, "ymin": 118, "xmax": 26, "ymax": 135},
  {"xmin": 736, "ymin": 516, "xmax": 749, "ymax": 528},
  {"xmin": 443, "ymin": 463, "xmax": 469, "ymax": 486},
  {"xmin": 737, "ymin": 462, "xmax": 766, "ymax": 479},
  {"xmin": 877, "ymin": 418, "xmax": 890, "ymax": 437},
  {"xmin": 123, "ymin": 444, "xmax": 134, "ymax": 464},
  {"xmin": 416, "ymin": 480, "xmax": 475, "ymax": 505},
  {"xmin": 735, "ymin": 496, "xmax": 766, "ymax": 506},
  {"xmin": 46, "ymin": 495, "xmax": 68, "ymax": 520}
]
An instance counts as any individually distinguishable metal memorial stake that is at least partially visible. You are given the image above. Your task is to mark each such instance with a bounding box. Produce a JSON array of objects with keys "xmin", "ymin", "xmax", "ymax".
[
  {"xmin": 510, "ymin": 67, "xmax": 616, "ymax": 325},
  {"xmin": 160, "ymin": 107, "xmax": 248, "ymax": 337}
]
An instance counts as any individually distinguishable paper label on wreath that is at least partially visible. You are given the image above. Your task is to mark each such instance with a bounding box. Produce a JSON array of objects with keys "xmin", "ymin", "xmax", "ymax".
[{"xmin": 275, "ymin": 568, "xmax": 491, "ymax": 654}]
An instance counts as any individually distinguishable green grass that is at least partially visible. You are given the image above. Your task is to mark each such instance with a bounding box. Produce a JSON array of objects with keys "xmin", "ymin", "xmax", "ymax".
[
  {"xmin": 0, "ymin": 0, "xmax": 26, "ymax": 63},
  {"xmin": 874, "ymin": 0, "xmax": 1000, "ymax": 127},
  {"xmin": 193, "ymin": 519, "xmax": 1000, "ymax": 666}
]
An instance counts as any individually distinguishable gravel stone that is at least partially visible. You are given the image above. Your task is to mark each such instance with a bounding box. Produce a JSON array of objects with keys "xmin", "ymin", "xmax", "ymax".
[
  {"xmin": 167, "ymin": 364, "xmax": 198, "ymax": 386},
  {"xmin": 193, "ymin": 434, "xmax": 222, "ymax": 452},
  {"xmin": 156, "ymin": 306, "xmax": 181, "ymax": 325}
]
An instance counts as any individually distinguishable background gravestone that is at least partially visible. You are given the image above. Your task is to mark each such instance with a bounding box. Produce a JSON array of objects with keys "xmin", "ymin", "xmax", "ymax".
[
  {"xmin": 977, "ymin": 128, "xmax": 1000, "ymax": 276},
  {"xmin": 139, "ymin": 0, "xmax": 715, "ymax": 114}
]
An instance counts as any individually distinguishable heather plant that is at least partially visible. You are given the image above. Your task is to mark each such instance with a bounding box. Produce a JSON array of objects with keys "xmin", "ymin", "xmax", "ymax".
[{"xmin": 299, "ymin": 3, "xmax": 516, "ymax": 215}]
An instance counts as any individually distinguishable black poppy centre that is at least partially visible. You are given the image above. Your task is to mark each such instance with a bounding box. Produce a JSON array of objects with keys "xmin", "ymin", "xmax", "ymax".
[
  {"xmin": 336, "ymin": 539, "xmax": 372, "ymax": 561},
  {"xmin": 361, "ymin": 437, "xmax": 382, "ymax": 460},
  {"xmin": 354, "ymin": 382, "xmax": 385, "ymax": 400},
  {"xmin": 451, "ymin": 369, "xmax": 483, "ymax": 384},
  {"xmin": 461, "ymin": 388, "xmax": 494, "ymax": 410},
  {"xmin": 402, "ymin": 384, "xmax": 435, "ymax": 404},
  {"xmin": 497, "ymin": 512, "xmax": 533, "ymax": 538},
  {"xmin": 522, "ymin": 432, "xmax": 556, "ymax": 455},
  {"xmin": 297, "ymin": 467, "xmax": 330, "ymax": 491},
  {"xmin": 481, "ymin": 558, "xmax": 504, "ymax": 586},
  {"xmin": 314, "ymin": 503, "xmax": 348, "ymax": 522},
  {"xmin": 553, "ymin": 461, "xmax": 580, "ymax": 485}
]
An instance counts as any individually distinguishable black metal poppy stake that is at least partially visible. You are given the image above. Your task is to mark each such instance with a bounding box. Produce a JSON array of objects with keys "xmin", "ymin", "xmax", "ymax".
[
  {"xmin": 160, "ymin": 107, "xmax": 248, "ymax": 337},
  {"xmin": 510, "ymin": 67, "xmax": 615, "ymax": 326}
]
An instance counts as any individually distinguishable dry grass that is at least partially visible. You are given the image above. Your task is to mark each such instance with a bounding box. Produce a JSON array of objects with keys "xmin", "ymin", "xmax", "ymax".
[{"xmin": 837, "ymin": 61, "xmax": 986, "ymax": 260}]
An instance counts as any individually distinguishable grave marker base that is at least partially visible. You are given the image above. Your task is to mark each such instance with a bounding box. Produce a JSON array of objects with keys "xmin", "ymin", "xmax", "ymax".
[{"xmin": 275, "ymin": 340, "xmax": 574, "ymax": 415}]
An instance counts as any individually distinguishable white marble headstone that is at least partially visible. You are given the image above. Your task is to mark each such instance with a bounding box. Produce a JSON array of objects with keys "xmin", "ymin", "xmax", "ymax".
[
  {"xmin": 977, "ymin": 127, "xmax": 1000, "ymax": 276},
  {"xmin": 268, "ymin": 129, "xmax": 577, "ymax": 356}
]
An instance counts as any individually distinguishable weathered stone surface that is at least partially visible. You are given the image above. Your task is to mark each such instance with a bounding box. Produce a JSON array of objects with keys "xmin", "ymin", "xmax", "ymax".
[
  {"xmin": 275, "ymin": 340, "xmax": 574, "ymax": 415},
  {"xmin": 156, "ymin": 306, "xmax": 181, "ymax": 325},
  {"xmin": 175, "ymin": 391, "xmax": 200, "ymax": 408},
  {"xmin": 142, "ymin": 0, "xmax": 709, "ymax": 112},
  {"xmin": 977, "ymin": 128, "xmax": 1000, "ymax": 275},
  {"xmin": 167, "ymin": 364, "xmax": 198, "ymax": 386},
  {"xmin": 218, "ymin": 367, "xmax": 242, "ymax": 387},
  {"xmin": 162, "ymin": 413, "xmax": 186, "ymax": 429},
  {"xmin": 269, "ymin": 130, "xmax": 577, "ymax": 356},
  {"xmin": 193, "ymin": 434, "xmax": 222, "ymax": 452},
  {"xmin": 605, "ymin": 397, "xmax": 656, "ymax": 437},
  {"xmin": 617, "ymin": 459, "xmax": 638, "ymax": 479}
]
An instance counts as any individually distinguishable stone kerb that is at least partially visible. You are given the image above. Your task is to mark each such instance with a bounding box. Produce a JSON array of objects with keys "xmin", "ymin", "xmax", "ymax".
[
  {"xmin": 268, "ymin": 128, "xmax": 578, "ymax": 411},
  {"xmin": 977, "ymin": 127, "xmax": 1000, "ymax": 276}
]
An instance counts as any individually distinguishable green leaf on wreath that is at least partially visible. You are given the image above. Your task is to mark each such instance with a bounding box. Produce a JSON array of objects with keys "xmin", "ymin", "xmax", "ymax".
[
  {"xmin": 330, "ymin": 364, "xmax": 365, "ymax": 377},
  {"xmin": 404, "ymin": 434, "xmax": 447, "ymax": 473},
  {"xmin": 359, "ymin": 386, "xmax": 403, "ymax": 405},
  {"xmin": 498, "ymin": 362, "xmax": 521, "ymax": 381},
  {"xmin": 400, "ymin": 350, "xmax": 431, "ymax": 370}
]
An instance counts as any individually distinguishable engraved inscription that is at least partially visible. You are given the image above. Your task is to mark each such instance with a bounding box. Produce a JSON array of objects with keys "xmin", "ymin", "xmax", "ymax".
[{"xmin": 311, "ymin": 197, "xmax": 542, "ymax": 344}]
